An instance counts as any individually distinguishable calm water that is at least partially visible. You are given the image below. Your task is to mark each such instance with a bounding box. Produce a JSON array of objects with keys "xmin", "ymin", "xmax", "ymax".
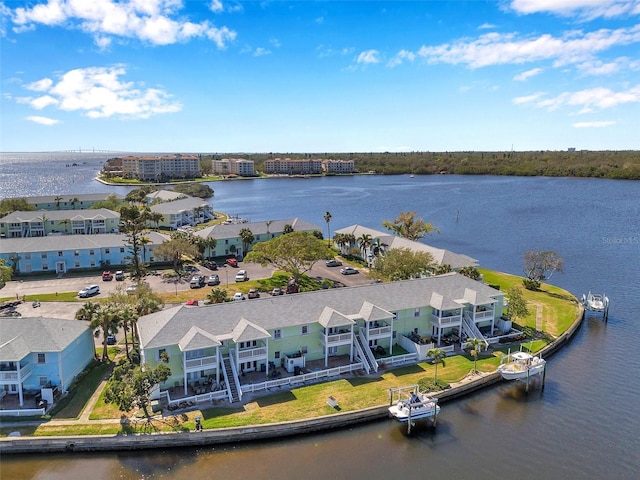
[{"xmin": 1, "ymin": 154, "xmax": 639, "ymax": 479}]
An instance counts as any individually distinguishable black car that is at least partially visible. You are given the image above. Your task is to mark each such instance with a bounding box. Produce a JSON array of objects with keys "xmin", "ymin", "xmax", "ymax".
[{"xmin": 203, "ymin": 261, "xmax": 218, "ymax": 270}]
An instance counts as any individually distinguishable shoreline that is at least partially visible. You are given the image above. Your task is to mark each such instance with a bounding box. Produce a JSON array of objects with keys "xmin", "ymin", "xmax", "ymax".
[{"xmin": 0, "ymin": 295, "xmax": 585, "ymax": 454}]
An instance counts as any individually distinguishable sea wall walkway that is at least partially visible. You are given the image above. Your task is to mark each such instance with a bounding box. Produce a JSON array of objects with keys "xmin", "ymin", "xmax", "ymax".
[{"xmin": 0, "ymin": 303, "xmax": 585, "ymax": 454}]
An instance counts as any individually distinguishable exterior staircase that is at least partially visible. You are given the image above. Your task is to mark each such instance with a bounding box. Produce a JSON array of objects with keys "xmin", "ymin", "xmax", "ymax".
[
  {"xmin": 221, "ymin": 355, "xmax": 240, "ymax": 403},
  {"xmin": 353, "ymin": 332, "xmax": 378, "ymax": 373}
]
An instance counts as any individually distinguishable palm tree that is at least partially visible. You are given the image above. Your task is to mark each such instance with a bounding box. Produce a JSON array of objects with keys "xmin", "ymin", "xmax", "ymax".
[
  {"xmin": 371, "ymin": 237, "xmax": 388, "ymax": 257},
  {"xmin": 148, "ymin": 211, "xmax": 164, "ymax": 229},
  {"xmin": 357, "ymin": 233, "xmax": 373, "ymax": 259},
  {"xmin": 207, "ymin": 287, "xmax": 228, "ymax": 304},
  {"xmin": 60, "ymin": 218, "xmax": 71, "ymax": 234},
  {"xmin": 203, "ymin": 237, "xmax": 217, "ymax": 259},
  {"xmin": 54, "ymin": 196, "xmax": 63, "ymax": 209},
  {"xmin": 323, "ymin": 211, "xmax": 332, "ymax": 247},
  {"xmin": 139, "ymin": 236, "xmax": 151, "ymax": 263},
  {"xmin": 239, "ymin": 228, "xmax": 254, "ymax": 256},
  {"xmin": 465, "ymin": 337, "xmax": 485, "ymax": 374},
  {"xmin": 427, "ymin": 347, "xmax": 447, "ymax": 383},
  {"xmin": 69, "ymin": 197, "xmax": 79, "ymax": 209},
  {"xmin": 283, "ymin": 224, "xmax": 294, "ymax": 234}
]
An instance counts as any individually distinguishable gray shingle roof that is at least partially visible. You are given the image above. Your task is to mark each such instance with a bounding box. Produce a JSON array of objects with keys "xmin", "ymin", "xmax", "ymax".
[
  {"xmin": 149, "ymin": 197, "xmax": 210, "ymax": 214},
  {"xmin": 334, "ymin": 224, "xmax": 477, "ymax": 269},
  {"xmin": 195, "ymin": 218, "xmax": 321, "ymax": 240},
  {"xmin": 20, "ymin": 193, "xmax": 123, "ymax": 204},
  {"xmin": 0, "ymin": 231, "xmax": 169, "ymax": 254},
  {"xmin": 138, "ymin": 273, "xmax": 503, "ymax": 350},
  {"xmin": 0, "ymin": 317, "xmax": 90, "ymax": 361},
  {"xmin": 0, "ymin": 208, "xmax": 119, "ymax": 223}
]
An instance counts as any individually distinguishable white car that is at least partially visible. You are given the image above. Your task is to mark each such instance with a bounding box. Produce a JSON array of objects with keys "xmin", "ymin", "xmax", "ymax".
[
  {"xmin": 233, "ymin": 292, "xmax": 245, "ymax": 301},
  {"xmin": 235, "ymin": 270, "xmax": 248, "ymax": 282},
  {"xmin": 78, "ymin": 285, "xmax": 100, "ymax": 298}
]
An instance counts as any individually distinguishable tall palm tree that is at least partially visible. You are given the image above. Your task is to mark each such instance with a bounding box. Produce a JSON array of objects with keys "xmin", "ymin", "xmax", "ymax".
[
  {"xmin": 465, "ymin": 337, "xmax": 485, "ymax": 374},
  {"xmin": 203, "ymin": 237, "xmax": 217, "ymax": 259},
  {"xmin": 371, "ymin": 237, "xmax": 388, "ymax": 257},
  {"xmin": 148, "ymin": 211, "xmax": 164, "ymax": 229},
  {"xmin": 54, "ymin": 196, "xmax": 63, "ymax": 209},
  {"xmin": 60, "ymin": 218, "xmax": 71, "ymax": 234},
  {"xmin": 239, "ymin": 228, "xmax": 254, "ymax": 256},
  {"xmin": 69, "ymin": 197, "xmax": 80, "ymax": 209},
  {"xmin": 427, "ymin": 347, "xmax": 447, "ymax": 383},
  {"xmin": 323, "ymin": 211, "xmax": 332, "ymax": 247},
  {"xmin": 357, "ymin": 233, "xmax": 373, "ymax": 259},
  {"xmin": 139, "ymin": 236, "xmax": 151, "ymax": 263}
]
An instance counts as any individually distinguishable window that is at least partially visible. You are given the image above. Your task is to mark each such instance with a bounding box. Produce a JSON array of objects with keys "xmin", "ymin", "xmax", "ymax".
[
  {"xmin": 414, "ymin": 308, "xmax": 421, "ymax": 317},
  {"xmin": 89, "ymin": 250, "xmax": 95, "ymax": 255},
  {"xmin": 301, "ymin": 346, "xmax": 308, "ymax": 354},
  {"xmin": 75, "ymin": 261, "xmax": 80, "ymax": 268},
  {"xmin": 42, "ymin": 263, "xmax": 49, "ymax": 270},
  {"xmin": 392, "ymin": 312, "xmax": 398, "ymax": 321},
  {"xmin": 41, "ymin": 252, "xmax": 47, "ymax": 258},
  {"xmin": 273, "ymin": 329, "xmax": 281, "ymax": 339},
  {"xmin": 274, "ymin": 351, "xmax": 280, "ymax": 359},
  {"xmin": 120, "ymin": 247, "xmax": 125, "ymax": 253},
  {"xmin": 37, "ymin": 353, "xmax": 46, "ymax": 364},
  {"xmin": 157, "ymin": 348, "xmax": 167, "ymax": 362},
  {"xmin": 25, "ymin": 253, "xmax": 31, "ymax": 260},
  {"xmin": 301, "ymin": 325, "xmax": 308, "ymax": 335},
  {"xmin": 105, "ymin": 248, "xmax": 110, "ymax": 254},
  {"xmin": 39, "ymin": 376, "xmax": 48, "ymax": 387}
]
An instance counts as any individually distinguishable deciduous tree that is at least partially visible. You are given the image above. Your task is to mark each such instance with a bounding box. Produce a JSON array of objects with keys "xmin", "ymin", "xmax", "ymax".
[
  {"xmin": 522, "ymin": 250, "xmax": 564, "ymax": 290},
  {"xmin": 382, "ymin": 211, "xmax": 439, "ymax": 240},
  {"xmin": 155, "ymin": 233, "xmax": 201, "ymax": 271},
  {"xmin": 104, "ymin": 362, "xmax": 171, "ymax": 418},
  {"xmin": 505, "ymin": 287, "xmax": 530, "ymax": 323},
  {"xmin": 371, "ymin": 247, "xmax": 435, "ymax": 281},
  {"xmin": 245, "ymin": 231, "xmax": 333, "ymax": 284}
]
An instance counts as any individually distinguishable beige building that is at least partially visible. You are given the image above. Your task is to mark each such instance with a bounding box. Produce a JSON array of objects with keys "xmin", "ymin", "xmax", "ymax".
[
  {"xmin": 121, "ymin": 154, "xmax": 201, "ymax": 180},
  {"xmin": 212, "ymin": 158, "xmax": 255, "ymax": 176},
  {"xmin": 263, "ymin": 158, "xmax": 323, "ymax": 175}
]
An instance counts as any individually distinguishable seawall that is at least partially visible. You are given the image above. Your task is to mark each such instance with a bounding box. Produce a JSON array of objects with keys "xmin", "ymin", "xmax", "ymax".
[{"xmin": 0, "ymin": 303, "xmax": 585, "ymax": 454}]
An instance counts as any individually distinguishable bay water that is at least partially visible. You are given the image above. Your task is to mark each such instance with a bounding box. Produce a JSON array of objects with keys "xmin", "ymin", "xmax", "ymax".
[{"xmin": 1, "ymin": 153, "xmax": 639, "ymax": 479}]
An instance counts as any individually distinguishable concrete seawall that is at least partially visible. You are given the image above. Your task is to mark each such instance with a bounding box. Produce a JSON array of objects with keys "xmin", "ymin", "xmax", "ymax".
[{"xmin": 0, "ymin": 304, "xmax": 585, "ymax": 454}]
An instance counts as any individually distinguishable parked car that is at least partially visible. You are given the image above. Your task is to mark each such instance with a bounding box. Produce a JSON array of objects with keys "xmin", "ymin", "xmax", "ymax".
[
  {"xmin": 207, "ymin": 274, "xmax": 220, "ymax": 286},
  {"xmin": 78, "ymin": 285, "xmax": 100, "ymax": 298},
  {"xmin": 190, "ymin": 275, "xmax": 205, "ymax": 288},
  {"xmin": 225, "ymin": 257, "xmax": 238, "ymax": 267},
  {"xmin": 115, "ymin": 270, "xmax": 125, "ymax": 281},
  {"xmin": 184, "ymin": 265, "xmax": 198, "ymax": 273},
  {"xmin": 106, "ymin": 335, "xmax": 117, "ymax": 345},
  {"xmin": 235, "ymin": 270, "xmax": 248, "ymax": 282},
  {"xmin": 340, "ymin": 266, "xmax": 359, "ymax": 275},
  {"xmin": 233, "ymin": 292, "xmax": 245, "ymax": 301},
  {"xmin": 325, "ymin": 259, "xmax": 343, "ymax": 267},
  {"xmin": 271, "ymin": 287, "xmax": 284, "ymax": 296},
  {"xmin": 248, "ymin": 288, "xmax": 260, "ymax": 299},
  {"xmin": 185, "ymin": 299, "xmax": 199, "ymax": 306},
  {"xmin": 101, "ymin": 271, "xmax": 113, "ymax": 281},
  {"xmin": 203, "ymin": 261, "xmax": 218, "ymax": 270}
]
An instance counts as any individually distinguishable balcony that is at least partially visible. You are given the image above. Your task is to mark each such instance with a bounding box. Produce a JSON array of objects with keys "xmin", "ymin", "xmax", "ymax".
[
  {"xmin": 368, "ymin": 324, "xmax": 392, "ymax": 339},
  {"xmin": 0, "ymin": 363, "xmax": 33, "ymax": 383},
  {"xmin": 184, "ymin": 355, "xmax": 218, "ymax": 372},
  {"xmin": 473, "ymin": 309, "xmax": 495, "ymax": 321},
  {"xmin": 322, "ymin": 331, "xmax": 352, "ymax": 346},
  {"xmin": 237, "ymin": 346, "xmax": 267, "ymax": 361},
  {"xmin": 430, "ymin": 314, "xmax": 462, "ymax": 327}
]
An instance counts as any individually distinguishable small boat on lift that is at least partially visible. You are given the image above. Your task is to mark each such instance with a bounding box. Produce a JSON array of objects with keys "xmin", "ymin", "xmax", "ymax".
[
  {"xmin": 498, "ymin": 351, "xmax": 546, "ymax": 381},
  {"xmin": 582, "ymin": 291, "xmax": 609, "ymax": 312},
  {"xmin": 388, "ymin": 391, "xmax": 440, "ymax": 422}
]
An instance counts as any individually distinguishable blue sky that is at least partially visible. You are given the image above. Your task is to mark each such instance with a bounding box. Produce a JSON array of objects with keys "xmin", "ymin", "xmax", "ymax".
[{"xmin": 1, "ymin": 0, "xmax": 639, "ymax": 153}]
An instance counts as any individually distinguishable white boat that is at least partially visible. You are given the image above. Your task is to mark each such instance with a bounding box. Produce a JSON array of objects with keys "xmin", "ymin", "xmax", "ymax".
[
  {"xmin": 498, "ymin": 351, "xmax": 546, "ymax": 381},
  {"xmin": 388, "ymin": 392, "xmax": 440, "ymax": 422},
  {"xmin": 581, "ymin": 291, "xmax": 609, "ymax": 312}
]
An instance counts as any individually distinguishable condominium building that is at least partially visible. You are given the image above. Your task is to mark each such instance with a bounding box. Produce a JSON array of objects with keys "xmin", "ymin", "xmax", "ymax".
[
  {"xmin": 323, "ymin": 159, "xmax": 355, "ymax": 173},
  {"xmin": 120, "ymin": 154, "xmax": 201, "ymax": 181},
  {"xmin": 211, "ymin": 158, "xmax": 255, "ymax": 176},
  {"xmin": 263, "ymin": 158, "xmax": 323, "ymax": 175}
]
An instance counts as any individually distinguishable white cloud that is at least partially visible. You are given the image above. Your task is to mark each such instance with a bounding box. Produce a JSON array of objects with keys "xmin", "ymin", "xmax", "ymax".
[
  {"xmin": 26, "ymin": 115, "xmax": 59, "ymax": 125},
  {"xmin": 387, "ymin": 49, "xmax": 416, "ymax": 68},
  {"xmin": 514, "ymin": 84, "xmax": 640, "ymax": 112},
  {"xmin": 478, "ymin": 23, "xmax": 496, "ymax": 29},
  {"xmin": 357, "ymin": 49, "xmax": 380, "ymax": 64},
  {"xmin": 316, "ymin": 45, "xmax": 353, "ymax": 58},
  {"xmin": 508, "ymin": 0, "xmax": 640, "ymax": 20},
  {"xmin": 315, "ymin": 16, "xmax": 324, "ymax": 24},
  {"xmin": 512, "ymin": 92, "xmax": 547, "ymax": 104},
  {"xmin": 514, "ymin": 67, "xmax": 543, "ymax": 81},
  {"xmin": 573, "ymin": 120, "xmax": 616, "ymax": 127},
  {"xmin": 9, "ymin": 0, "xmax": 237, "ymax": 48},
  {"xmin": 412, "ymin": 26, "xmax": 640, "ymax": 70},
  {"xmin": 17, "ymin": 65, "xmax": 182, "ymax": 120},
  {"xmin": 253, "ymin": 47, "xmax": 271, "ymax": 56},
  {"xmin": 209, "ymin": 0, "xmax": 224, "ymax": 13},
  {"xmin": 576, "ymin": 56, "xmax": 640, "ymax": 75}
]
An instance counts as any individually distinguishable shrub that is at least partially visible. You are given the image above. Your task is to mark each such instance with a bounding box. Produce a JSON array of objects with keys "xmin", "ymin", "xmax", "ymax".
[
  {"xmin": 522, "ymin": 278, "xmax": 540, "ymax": 290},
  {"xmin": 417, "ymin": 377, "xmax": 450, "ymax": 392}
]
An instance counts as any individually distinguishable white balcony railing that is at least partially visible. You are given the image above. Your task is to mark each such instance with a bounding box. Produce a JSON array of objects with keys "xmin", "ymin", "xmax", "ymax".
[
  {"xmin": 473, "ymin": 310, "xmax": 494, "ymax": 321},
  {"xmin": 323, "ymin": 332, "xmax": 352, "ymax": 345},
  {"xmin": 431, "ymin": 314, "xmax": 462, "ymax": 326},
  {"xmin": 237, "ymin": 346, "xmax": 267, "ymax": 360},
  {"xmin": 369, "ymin": 325, "xmax": 392, "ymax": 338},
  {"xmin": 185, "ymin": 355, "xmax": 218, "ymax": 370},
  {"xmin": 0, "ymin": 363, "xmax": 33, "ymax": 383}
]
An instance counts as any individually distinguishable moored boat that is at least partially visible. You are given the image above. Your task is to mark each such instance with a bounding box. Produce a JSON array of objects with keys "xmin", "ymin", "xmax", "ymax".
[
  {"xmin": 388, "ymin": 391, "xmax": 440, "ymax": 422},
  {"xmin": 498, "ymin": 351, "xmax": 546, "ymax": 381}
]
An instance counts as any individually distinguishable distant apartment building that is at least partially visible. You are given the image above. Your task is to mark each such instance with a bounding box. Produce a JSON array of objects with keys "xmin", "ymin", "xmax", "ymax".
[
  {"xmin": 211, "ymin": 158, "xmax": 255, "ymax": 176},
  {"xmin": 120, "ymin": 154, "xmax": 201, "ymax": 181},
  {"xmin": 263, "ymin": 158, "xmax": 323, "ymax": 175},
  {"xmin": 323, "ymin": 159, "xmax": 355, "ymax": 173}
]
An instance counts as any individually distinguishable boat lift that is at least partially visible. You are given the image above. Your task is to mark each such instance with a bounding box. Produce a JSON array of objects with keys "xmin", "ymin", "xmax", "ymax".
[
  {"xmin": 581, "ymin": 291, "xmax": 610, "ymax": 322},
  {"xmin": 388, "ymin": 385, "xmax": 439, "ymax": 434}
]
